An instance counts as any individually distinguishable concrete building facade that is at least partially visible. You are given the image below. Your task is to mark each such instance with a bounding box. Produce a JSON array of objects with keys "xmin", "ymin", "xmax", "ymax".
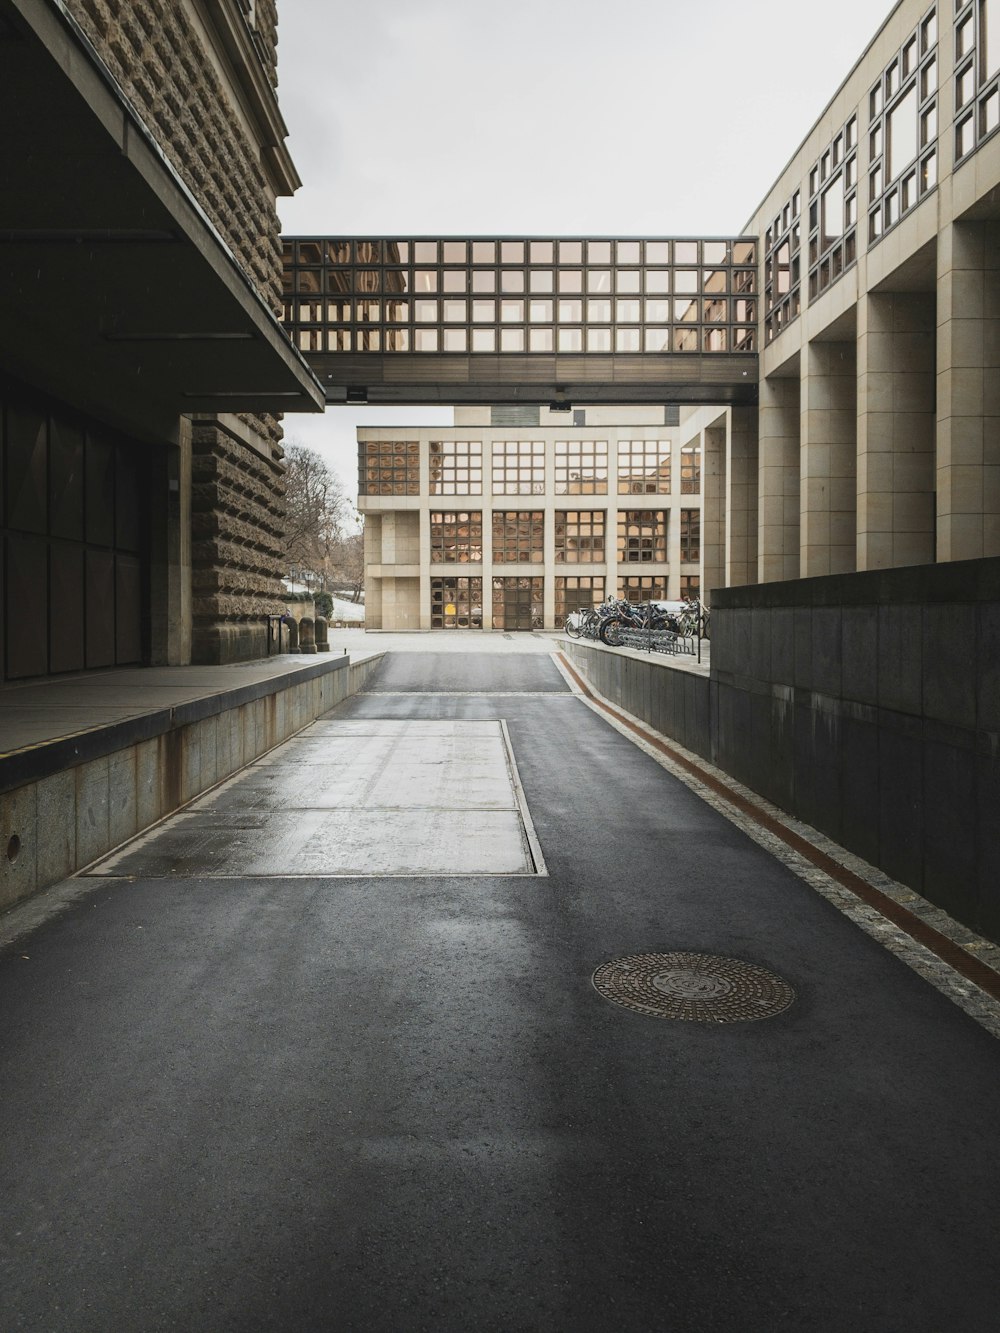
[{"xmin": 358, "ymin": 407, "xmax": 702, "ymax": 631}]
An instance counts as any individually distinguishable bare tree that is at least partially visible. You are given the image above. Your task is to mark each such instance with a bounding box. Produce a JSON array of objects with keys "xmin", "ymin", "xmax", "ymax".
[
  {"xmin": 329, "ymin": 522, "xmax": 365, "ymax": 603},
  {"xmin": 282, "ymin": 444, "xmax": 351, "ymax": 588}
]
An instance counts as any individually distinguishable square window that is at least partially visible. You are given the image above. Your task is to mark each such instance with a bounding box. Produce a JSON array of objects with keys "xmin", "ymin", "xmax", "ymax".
[
  {"xmin": 472, "ymin": 300, "xmax": 495, "ymax": 322},
  {"xmin": 587, "ymin": 298, "xmax": 612, "ymax": 322},
  {"xmin": 443, "ymin": 328, "xmax": 467, "ymax": 352},
  {"xmin": 472, "ymin": 241, "xmax": 496, "ymax": 263},
  {"xmin": 415, "ymin": 328, "xmax": 439, "ymax": 351},
  {"xmin": 558, "ymin": 327, "xmax": 583, "ymax": 352},
  {"xmin": 529, "ymin": 299, "xmax": 553, "ymax": 322},
  {"xmin": 415, "ymin": 299, "xmax": 438, "ymax": 323},
  {"xmin": 501, "ymin": 270, "xmax": 525, "ymax": 293},
  {"xmin": 587, "ymin": 269, "xmax": 612, "ymax": 293},
  {"xmin": 645, "ymin": 270, "xmax": 670, "ymax": 294},
  {"xmin": 472, "ymin": 328, "xmax": 496, "ymax": 352},
  {"xmin": 616, "ymin": 328, "xmax": 641, "ymax": 352},
  {"xmin": 500, "ymin": 328, "xmax": 525, "ymax": 352},
  {"xmin": 587, "ymin": 327, "xmax": 612, "ymax": 351},
  {"xmin": 529, "ymin": 327, "xmax": 554, "ymax": 352},
  {"xmin": 443, "ymin": 300, "xmax": 466, "ymax": 322},
  {"xmin": 530, "ymin": 269, "xmax": 554, "ymax": 292}
]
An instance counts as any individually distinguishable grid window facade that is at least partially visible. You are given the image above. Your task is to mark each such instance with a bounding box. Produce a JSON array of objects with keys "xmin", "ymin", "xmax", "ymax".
[
  {"xmin": 954, "ymin": 1, "xmax": 1000, "ymax": 165},
  {"xmin": 868, "ymin": 8, "xmax": 938, "ymax": 246},
  {"xmin": 430, "ymin": 512, "xmax": 483, "ymax": 563},
  {"xmin": 492, "ymin": 440, "xmax": 545, "ymax": 495},
  {"xmin": 680, "ymin": 508, "xmax": 701, "ymax": 562},
  {"xmin": 491, "ymin": 576, "xmax": 543, "ymax": 630},
  {"xmin": 807, "ymin": 113, "xmax": 859, "ymax": 301},
  {"xmin": 554, "ymin": 510, "xmax": 605, "ymax": 562},
  {"xmin": 618, "ymin": 575, "xmax": 669, "ymax": 602},
  {"xmin": 679, "ymin": 574, "xmax": 701, "ymax": 600},
  {"xmin": 492, "ymin": 511, "xmax": 544, "ymax": 563},
  {"xmin": 764, "ymin": 190, "xmax": 801, "ymax": 342},
  {"xmin": 359, "ymin": 440, "xmax": 419, "ymax": 496},
  {"xmin": 555, "ymin": 576, "xmax": 606, "ymax": 620},
  {"xmin": 430, "ymin": 576, "xmax": 482, "ymax": 628},
  {"xmin": 680, "ymin": 443, "xmax": 702, "ymax": 494},
  {"xmin": 282, "ymin": 237, "xmax": 758, "ymax": 356},
  {"xmin": 554, "ymin": 439, "xmax": 608, "ymax": 494},
  {"xmin": 617, "ymin": 439, "xmax": 672, "ymax": 494},
  {"xmin": 429, "ymin": 439, "xmax": 482, "ymax": 495},
  {"xmin": 617, "ymin": 510, "xmax": 668, "ymax": 563}
]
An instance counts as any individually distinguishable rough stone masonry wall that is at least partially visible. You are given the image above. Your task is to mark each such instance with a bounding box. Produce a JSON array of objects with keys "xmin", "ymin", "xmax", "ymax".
[{"xmin": 68, "ymin": 0, "xmax": 291, "ymax": 662}]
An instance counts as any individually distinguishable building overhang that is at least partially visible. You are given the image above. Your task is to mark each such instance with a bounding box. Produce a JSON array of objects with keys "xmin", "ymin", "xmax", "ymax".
[
  {"xmin": 310, "ymin": 353, "xmax": 759, "ymax": 408},
  {"xmin": 0, "ymin": 0, "xmax": 324, "ymax": 441}
]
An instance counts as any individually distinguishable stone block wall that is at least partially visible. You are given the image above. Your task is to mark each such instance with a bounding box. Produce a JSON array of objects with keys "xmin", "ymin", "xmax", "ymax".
[
  {"xmin": 68, "ymin": 0, "xmax": 283, "ymax": 308},
  {"xmin": 190, "ymin": 419, "xmax": 287, "ymax": 662}
]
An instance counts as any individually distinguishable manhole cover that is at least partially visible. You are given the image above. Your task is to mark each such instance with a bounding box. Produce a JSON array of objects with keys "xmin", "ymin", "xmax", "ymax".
[{"xmin": 592, "ymin": 952, "xmax": 795, "ymax": 1023}]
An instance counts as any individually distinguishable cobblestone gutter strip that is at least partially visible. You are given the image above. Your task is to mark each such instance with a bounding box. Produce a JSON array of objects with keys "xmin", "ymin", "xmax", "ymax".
[{"xmin": 554, "ymin": 651, "xmax": 1000, "ymax": 1040}]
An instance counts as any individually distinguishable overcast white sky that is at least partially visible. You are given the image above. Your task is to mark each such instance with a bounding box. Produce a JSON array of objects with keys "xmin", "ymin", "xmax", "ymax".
[{"xmin": 276, "ymin": 0, "xmax": 888, "ymax": 506}]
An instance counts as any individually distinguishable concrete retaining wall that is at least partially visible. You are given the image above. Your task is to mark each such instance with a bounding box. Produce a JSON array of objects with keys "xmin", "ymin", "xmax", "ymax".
[
  {"xmin": 566, "ymin": 557, "xmax": 1000, "ymax": 942},
  {"xmin": 564, "ymin": 642, "xmax": 712, "ymax": 762},
  {"xmin": 711, "ymin": 559, "xmax": 1000, "ymax": 941},
  {"xmin": 0, "ymin": 653, "xmax": 383, "ymax": 913}
]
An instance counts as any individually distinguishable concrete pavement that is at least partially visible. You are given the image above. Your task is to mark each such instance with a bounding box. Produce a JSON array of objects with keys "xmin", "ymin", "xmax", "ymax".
[{"xmin": 1, "ymin": 647, "xmax": 999, "ymax": 1330}]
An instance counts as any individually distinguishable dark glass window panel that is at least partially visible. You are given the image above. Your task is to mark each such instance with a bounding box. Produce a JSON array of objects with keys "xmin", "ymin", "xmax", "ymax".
[
  {"xmin": 297, "ymin": 240, "xmax": 325, "ymax": 264},
  {"xmin": 6, "ymin": 404, "xmax": 47, "ymax": 533},
  {"xmin": 49, "ymin": 539, "xmax": 85, "ymax": 673},
  {"xmin": 5, "ymin": 533, "xmax": 48, "ymax": 678},
  {"xmin": 115, "ymin": 446, "xmax": 141, "ymax": 552},
  {"xmin": 116, "ymin": 554, "xmax": 143, "ymax": 664},
  {"xmin": 48, "ymin": 419, "xmax": 85, "ymax": 542},
  {"xmin": 326, "ymin": 240, "xmax": 351, "ymax": 263},
  {"xmin": 297, "ymin": 270, "xmax": 321, "ymax": 294},
  {"xmin": 80, "ymin": 538, "xmax": 110, "ymax": 667}
]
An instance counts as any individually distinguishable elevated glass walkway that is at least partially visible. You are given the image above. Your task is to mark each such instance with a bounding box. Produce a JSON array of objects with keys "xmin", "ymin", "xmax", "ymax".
[{"xmin": 281, "ymin": 236, "xmax": 759, "ymax": 406}]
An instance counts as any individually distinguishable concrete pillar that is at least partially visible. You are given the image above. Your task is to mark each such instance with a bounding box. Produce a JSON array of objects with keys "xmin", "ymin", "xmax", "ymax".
[
  {"xmin": 702, "ymin": 420, "xmax": 726, "ymax": 604},
  {"xmin": 727, "ymin": 406, "xmax": 759, "ymax": 587},
  {"xmin": 857, "ymin": 291, "xmax": 936, "ymax": 569},
  {"xmin": 757, "ymin": 374, "xmax": 800, "ymax": 582},
  {"xmin": 147, "ymin": 421, "xmax": 191, "ymax": 665},
  {"xmin": 936, "ymin": 221, "xmax": 1000, "ymax": 560},
  {"xmin": 800, "ymin": 340, "xmax": 857, "ymax": 576}
]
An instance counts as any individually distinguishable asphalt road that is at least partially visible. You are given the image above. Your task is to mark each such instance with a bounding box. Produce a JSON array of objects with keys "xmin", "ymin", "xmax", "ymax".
[{"xmin": 2, "ymin": 651, "xmax": 999, "ymax": 1331}]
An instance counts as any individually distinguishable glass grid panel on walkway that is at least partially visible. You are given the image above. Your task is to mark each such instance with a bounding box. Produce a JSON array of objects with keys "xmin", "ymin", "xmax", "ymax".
[{"xmin": 282, "ymin": 237, "xmax": 758, "ymax": 357}]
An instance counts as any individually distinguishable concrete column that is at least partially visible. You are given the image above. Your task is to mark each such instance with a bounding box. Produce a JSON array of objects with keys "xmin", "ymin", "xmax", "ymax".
[
  {"xmin": 727, "ymin": 406, "xmax": 759, "ymax": 588},
  {"xmin": 857, "ymin": 291, "xmax": 936, "ymax": 569},
  {"xmin": 936, "ymin": 220, "xmax": 1000, "ymax": 560},
  {"xmin": 418, "ymin": 509, "xmax": 431, "ymax": 630},
  {"xmin": 757, "ymin": 374, "xmax": 800, "ymax": 582},
  {"xmin": 701, "ymin": 420, "xmax": 726, "ymax": 605},
  {"xmin": 800, "ymin": 340, "xmax": 857, "ymax": 576}
]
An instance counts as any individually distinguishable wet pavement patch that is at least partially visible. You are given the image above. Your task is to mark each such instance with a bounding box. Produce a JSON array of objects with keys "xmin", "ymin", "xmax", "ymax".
[
  {"xmin": 88, "ymin": 720, "xmax": 544, "ymax": 878},
  {"xmin": 592, "ymin": 952, "xmax": 795, "ymax": 1022}
]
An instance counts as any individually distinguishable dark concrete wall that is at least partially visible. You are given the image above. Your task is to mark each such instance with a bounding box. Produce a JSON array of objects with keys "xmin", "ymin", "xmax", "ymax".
[
  {"xmin": 711, "ymin": 558, "xmax": 1000, "ymax": 941},
  {"xmin": 564, "ymin": 643, "xmax": 713, "ymax": 763},
  {"xmin": 566, "ymin": 556, "xmax": 1000, "ymax": 942}
]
